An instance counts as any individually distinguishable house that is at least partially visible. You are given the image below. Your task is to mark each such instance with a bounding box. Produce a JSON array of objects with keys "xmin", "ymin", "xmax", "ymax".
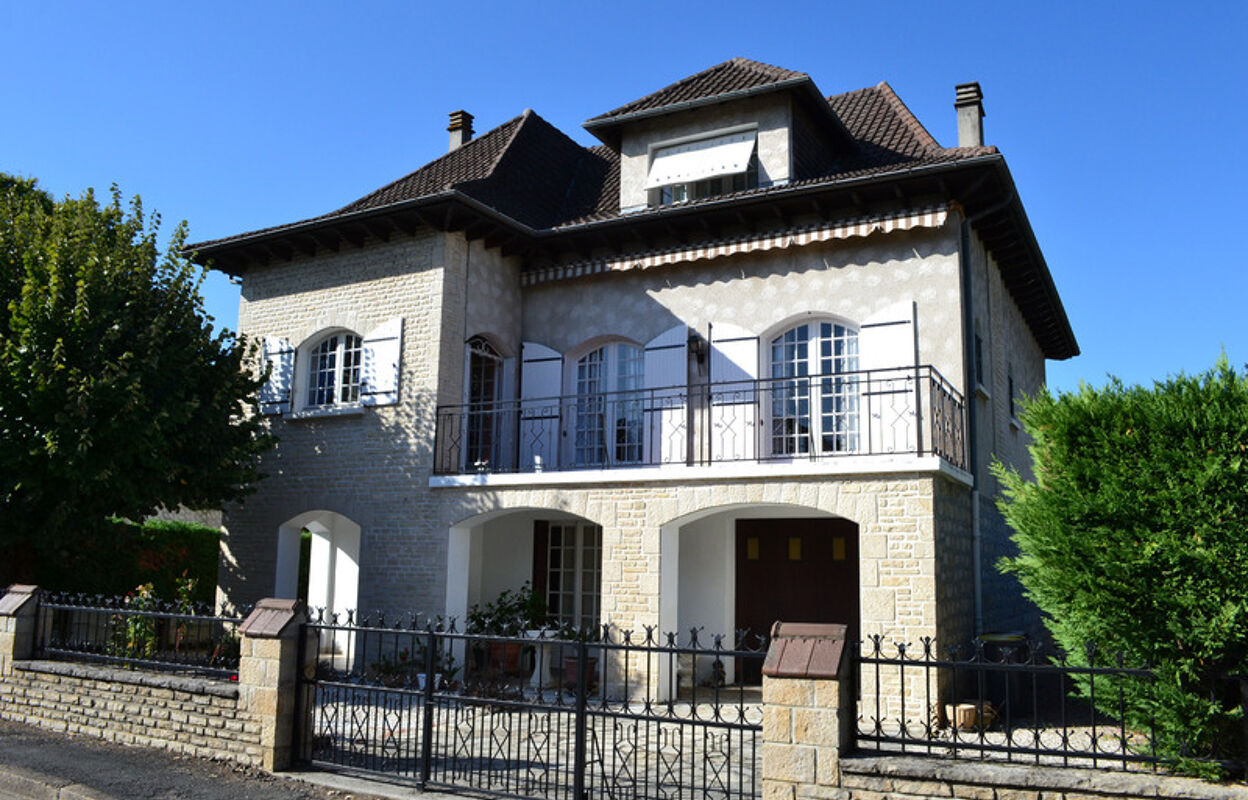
[{"xmin": 191, "ymin": 59, "xmax": 1076, "ymax": 679}]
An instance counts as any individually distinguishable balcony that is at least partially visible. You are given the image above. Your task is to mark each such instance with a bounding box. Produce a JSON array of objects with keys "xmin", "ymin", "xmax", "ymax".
[{"xmin": 433, "ymin": 365, "xmax": 965, "ymax": 477}]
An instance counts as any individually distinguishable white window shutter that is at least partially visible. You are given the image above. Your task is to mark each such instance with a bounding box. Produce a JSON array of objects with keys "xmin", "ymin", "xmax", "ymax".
[
  {"xmin": 709, "ymin": 322, "xmax": 759, "ymax": 462},
  {"xmin": 259, "ymin": 336, "xmax": 294, "ymax": 415},
  {"xmin": 857, "ymin": 317, "xmax": 914, "ymax": 373},
  {"xmin": 858, "ymin": 315, "xmax": 917, "ymax": 454},
  {"xmin": 519, "ymin": 342, "xmax": 563, "ymax": 471},
  {"xmin": 643, "ymin": 325, "xmax": 689, "ymax": 465},
  {"xmin": 361, "ymin": 318, "xmax": 403, "ymax": 406}
]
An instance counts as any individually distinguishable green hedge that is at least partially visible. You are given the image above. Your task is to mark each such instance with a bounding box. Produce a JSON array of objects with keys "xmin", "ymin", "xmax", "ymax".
[{"xmin": 33, "ymin": 518, "xmax": 219, "ymax": 605}]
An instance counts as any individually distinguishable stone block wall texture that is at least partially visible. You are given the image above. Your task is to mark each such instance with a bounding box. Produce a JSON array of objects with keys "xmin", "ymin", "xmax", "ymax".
[
  {"xmin": 762, "ymin": 674, "xmax": 856, "ymax": 800},
  {"xmin": 223, "ymin": 228, "xmax": 472, "ymax": 614},
  {"xmin": 0, "ymin": 593, "xmax": 307, "ymax": 771},
  {"xmin": 965, "ymin": 220, "xmax": 1047, "ymax": 640},
  {"xmin": 437, "ymin": 472, "xmax": 971, "ymax": 641},
  {"xmin": 438, "ymin": 469, "xmax": 975, "ymax": 697},
  {"xmin": 836, "ymin": 757, "xmax": 1248, "ymax": 800},
  {"xmin": 761, "ymin": 665, "xmax": 1248, "ymax": 800},
  {"xmin": 0, "ymin": 661, "xmax": 263, "ymax": 765}
]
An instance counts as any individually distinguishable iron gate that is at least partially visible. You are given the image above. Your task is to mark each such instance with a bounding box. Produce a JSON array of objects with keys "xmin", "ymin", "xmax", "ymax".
[{"xmin": 295, "ymin": 614, "xmax": 764, "ymax": 800}]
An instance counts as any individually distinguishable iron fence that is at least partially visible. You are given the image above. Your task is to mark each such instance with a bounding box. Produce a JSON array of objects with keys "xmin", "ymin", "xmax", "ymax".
[
  {"xmin": 296, "ymin": 611, "xmax": 766, "ymax": 800},
  {"xmin": 34, "ymin": 591, "xmax": 249, "ymax": 679},
  {"xmin": 434, "ymin": 365, "xmax": 965, "ymax": 475},
  {"xmin": 855, "ymin": 635, "xmax": 1247, "ymax": 775}
]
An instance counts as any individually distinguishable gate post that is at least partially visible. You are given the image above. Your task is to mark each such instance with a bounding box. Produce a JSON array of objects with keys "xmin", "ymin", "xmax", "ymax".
[
  {"xmin": 238, "ymin": 598, "xmax": 307, "ymax": 771},
  {"xmin": 0, "ymin": 586, "xmax": 40, "ymax": 677},
  {"xmin": 761, "ymin": 622, "xmax": 855, "ymax": 800}
]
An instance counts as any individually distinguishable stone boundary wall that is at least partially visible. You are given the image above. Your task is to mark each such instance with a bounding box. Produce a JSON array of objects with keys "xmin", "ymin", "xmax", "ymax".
[
  {"xmin": 761, "ymin": 622, "xmax": 1247, "ymax": 800},
  {"xmin": 1, "ymin": 590, "xmax": 306, "ymax": 772},
  {"xmin": 840, "ymin": 756, "xmax": 1248, "ymax": 800},
  {"xmin": 0, "ymin": 660, "xmax": 263, "ymax": 765}
]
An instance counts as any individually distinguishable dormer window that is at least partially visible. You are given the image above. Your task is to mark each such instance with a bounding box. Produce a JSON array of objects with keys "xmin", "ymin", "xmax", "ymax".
[{"xmin": 646, "ymin": 129, "xmax": 759, "ymax": 206}]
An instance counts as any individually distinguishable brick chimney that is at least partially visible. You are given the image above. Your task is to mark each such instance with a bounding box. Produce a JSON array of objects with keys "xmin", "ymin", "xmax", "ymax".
[
  {"xmin": 954, "ymin": 83, "xmax": 984, "ymax": 148},
  {"xmin": 447, "ymin": 110, "xmax": 474, "ymax": 151}
]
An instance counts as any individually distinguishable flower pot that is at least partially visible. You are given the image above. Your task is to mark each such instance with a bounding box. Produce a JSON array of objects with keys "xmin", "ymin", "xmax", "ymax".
[
  {"xmin": 944, "ymin": 702, "xmax": 996, "ymax": 731},
  {"xmin": 562, "ymin": 655, "xmax": 598, "ymax": 693},
  {"xmin": 490, "ymin": 641, "xmax": 525, "ymax": 675}
]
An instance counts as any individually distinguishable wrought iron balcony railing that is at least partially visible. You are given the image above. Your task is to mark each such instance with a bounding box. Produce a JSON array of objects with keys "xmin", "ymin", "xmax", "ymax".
[{"xmin": 434, "ymin": 365, "xmax": 964, "ymax": 476}]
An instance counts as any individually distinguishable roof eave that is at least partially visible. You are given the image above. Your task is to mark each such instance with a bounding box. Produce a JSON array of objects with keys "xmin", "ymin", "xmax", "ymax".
[
  {"xmin": 187, "ymin": 190, "xmax": 538, "ymax": 275},
  {"xmin": 548, "ymin": 154, "xmax": 1005, "ymax": 235}
]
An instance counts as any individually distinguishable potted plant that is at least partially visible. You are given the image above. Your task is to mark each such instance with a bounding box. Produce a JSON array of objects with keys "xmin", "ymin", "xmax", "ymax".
[
  {"xmin": 556, "ymin": 621, "xmax": 600, "ymax": 694},
  {"xmin": 467, "ymin": 583, "xmax": 546, "ymax": 676}
]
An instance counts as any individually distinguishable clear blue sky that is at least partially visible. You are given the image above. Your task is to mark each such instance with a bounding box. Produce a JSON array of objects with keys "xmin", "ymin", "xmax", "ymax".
[{"xmin": 4, "ymin": 1, "xmax": 1244, "ymax": 394}]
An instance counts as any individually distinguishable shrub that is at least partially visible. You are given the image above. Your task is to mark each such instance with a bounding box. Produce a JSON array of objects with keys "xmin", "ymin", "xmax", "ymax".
[
  {"xmin": 994, "ymin": 358, "xmax": 1248, "ymax": 776},
  {"xmin": 33, "ymin": 518, "xmax": 219, "ymax": 604}
]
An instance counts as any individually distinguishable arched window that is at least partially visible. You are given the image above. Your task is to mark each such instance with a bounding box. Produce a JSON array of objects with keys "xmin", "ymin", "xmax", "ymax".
[
  {"xmin": 306, "ymin": 332, "xmax": 363, "ymax": 407},
  {"xmin": 768, "ymin": 321, "xmax": 859, "ymax": 455},
  {"xmin": 573, "ymin": 342, "xmax": 644, "ymax": 466},
  {"xmin": 467, "ymin": 336, "xmax": 503, "ymax": 467}
]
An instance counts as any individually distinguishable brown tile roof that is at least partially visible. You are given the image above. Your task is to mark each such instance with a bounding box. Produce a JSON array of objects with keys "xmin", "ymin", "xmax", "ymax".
[
  {"xmin": 335, "ymin": 113, "xmax": 528, "ymax": 215},
  {"xmin": 554, "ymin": 83, "xmax": 994, "ymax": 228},
  {"xmin": 192, "ymin": 79, "xmax": 990, "ymax": 245},
  {"xmin": 585, "ymin": 58, "xmax": 809, "ymax": 126},
  {"xmin": 192, "ymin": 110, "xmax": 603, "ymax": 249}
]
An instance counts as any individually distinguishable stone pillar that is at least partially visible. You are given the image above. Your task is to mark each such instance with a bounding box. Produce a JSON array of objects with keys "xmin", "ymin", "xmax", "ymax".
[
  {"xmin": 0, "ymin": 585, "xmax": 40, "ymax": 677},
  {"xmin": 761, "ymin": 622, "xmax": 856, "ymax": 800},
  {"xmin": 237, "ymin": 598, "xmax": 307, "ymax": 771}
]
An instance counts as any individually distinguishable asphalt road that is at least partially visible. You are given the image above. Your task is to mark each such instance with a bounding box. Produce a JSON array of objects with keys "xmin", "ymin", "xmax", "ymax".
[{"xmin": 0, "ymin": 719, "xmax": 392, "ymax": 800}]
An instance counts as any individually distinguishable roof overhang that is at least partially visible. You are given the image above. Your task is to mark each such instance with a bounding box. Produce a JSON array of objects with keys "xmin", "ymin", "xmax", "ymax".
[
  {"xmin": 189, "ymin": 153, "xmax": 1076, "ymax": 361},
  {"xmin": 530, "ymin": 155, "xmax": 1078, "ymax": 361},
  {"xmin": 186, "ymin": 191, "xmax": 539, "ymax": 277}
]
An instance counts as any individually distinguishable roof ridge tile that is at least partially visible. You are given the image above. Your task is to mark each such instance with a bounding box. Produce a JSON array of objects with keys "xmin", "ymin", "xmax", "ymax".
[{"xmin": 587, "ymin": 57, "xmax": 809, "ymax": 124}]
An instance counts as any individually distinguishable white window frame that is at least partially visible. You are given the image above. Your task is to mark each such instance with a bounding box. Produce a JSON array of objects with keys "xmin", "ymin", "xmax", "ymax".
[
  {"xmin": 565, "ymin": 340, "xmax": 645, "ymax": 467},
  {"xmin": 766, "ymin": 320, "xmax": 860, "ymax": 457},
  {"xmin": 304, "ymin": 331, "xmax": 363, "ymax": 409}
]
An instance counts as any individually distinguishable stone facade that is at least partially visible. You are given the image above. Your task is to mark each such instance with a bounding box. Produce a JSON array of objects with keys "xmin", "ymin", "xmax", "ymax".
[
  {"xmin": 221, "ymin": 228, "xmax": 461, "ymax": 614},
  {"xmin": 0, "ymin": 661, "xmax": 263, "ymax": 764},
  {"xmin": 966, "ymin": 226, "xmax": 1049, "ymax": 638},
  {"xmin": 438, "ymin": 469, "xmax": 970, "ymax": 650}
]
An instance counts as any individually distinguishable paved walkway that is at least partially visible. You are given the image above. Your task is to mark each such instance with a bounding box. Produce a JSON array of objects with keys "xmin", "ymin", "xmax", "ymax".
[{"xmin": 0, "ymin": 720, "xmax": 444, "ymax": 800}]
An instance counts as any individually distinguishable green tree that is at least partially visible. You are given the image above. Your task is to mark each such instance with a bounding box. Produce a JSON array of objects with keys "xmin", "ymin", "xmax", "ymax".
[
  {"xmin": 994, "ymin": 358, "xmax": 1248, "ymax": 775},
  {"xmin": 0, "ymin": 175, "xmax": 272, "ymax": 584}
]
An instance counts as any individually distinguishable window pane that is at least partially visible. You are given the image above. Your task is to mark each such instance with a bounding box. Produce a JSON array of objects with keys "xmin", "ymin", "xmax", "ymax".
[
  {"xmin": 339, "ymin": 335, "xmax": 362, "ymax": 403},
  {"xmin": 770, "ymin": 322, "xmax": 859, "ymax": 456},
  {"xmin": 467, "ymin": 337, "xmax": 502, "ymax": 466},
  {"xmin": 308, "ymin": 336, "xmax": 338, "ymax": 407}
]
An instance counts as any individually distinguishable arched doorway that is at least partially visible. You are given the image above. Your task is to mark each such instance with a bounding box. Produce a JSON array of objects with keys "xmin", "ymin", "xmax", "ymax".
[{"xmin": 274, "ymin": 510, "xmax": 360, "ymax": 633}]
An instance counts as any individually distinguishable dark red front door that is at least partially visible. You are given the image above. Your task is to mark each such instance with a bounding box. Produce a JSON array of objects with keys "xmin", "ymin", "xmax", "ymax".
[{"xmin": 734, "ymin": 517, "xmax": 859, "ymax": 683}]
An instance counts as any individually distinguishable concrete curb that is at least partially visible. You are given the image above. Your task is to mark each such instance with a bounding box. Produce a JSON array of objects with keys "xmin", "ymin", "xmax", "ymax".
[
  {"xmin": 282, "ymin": 770, "xmax": 441, "ymax": 799},
  {"xmin": 0, "ymin": 765, "xmax": 116, "ymax": 800}
]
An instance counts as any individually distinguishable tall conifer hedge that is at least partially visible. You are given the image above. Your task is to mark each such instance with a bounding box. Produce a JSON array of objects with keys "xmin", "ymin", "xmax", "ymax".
[{"xmin": 995, "ymin": 358, "xmax": 1248, "ymax": 775}]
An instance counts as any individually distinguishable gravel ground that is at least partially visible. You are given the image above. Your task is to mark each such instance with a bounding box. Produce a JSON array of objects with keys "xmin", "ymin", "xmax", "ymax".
[{"xmin": 0, "ymin": 719, "xmax": 390, "ymax": 800}]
